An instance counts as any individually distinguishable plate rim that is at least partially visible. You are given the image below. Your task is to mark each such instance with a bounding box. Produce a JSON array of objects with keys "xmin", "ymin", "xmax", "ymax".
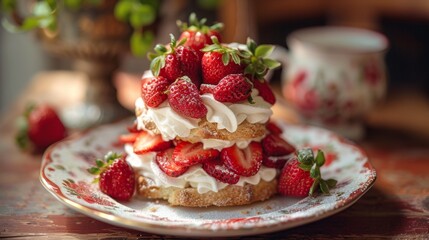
[{"xmin": 39, "ymin": 120, "xmax": 377, "ymax": 237}]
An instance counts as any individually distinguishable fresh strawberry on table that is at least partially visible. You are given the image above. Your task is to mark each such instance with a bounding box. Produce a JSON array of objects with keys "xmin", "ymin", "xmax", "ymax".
[
  {"xmin": 221, "ymin": 142, "xmax": 263, "ymax": 177},
  {"xmin": 201, "ymin": 37, "xmax": 243, "ymax": 85},
  {"xmin": 168, "ymin": 76, "xmax": 208, "ymax": 118},
  {"xmin": 213, "ymin": 74, "xmax": 252, "ymax": 103},
  {"xmin": 177, "ymin": 12, "xmax": 224, "ymax": 60},
  {"xmin": 16, "ymin": 103, "xmax": 67, "ymax": 152},
  {"xmin": 87, "ymin": 152, "xmax": 135, "ymax": 201},
  {"xmin": 278, "ymin": 148, "xmax": 337, "ymax": 197},
  {"xmin": 172, "ymin": 141, "xmax": 220, "ymax": 167},
  {"xmin": 149, "ymin": 34, "xmax": 201, "ymax": 86},
  {"xmin": 239, "ymin": 38, "xmax": 281, "ymax": 105}
]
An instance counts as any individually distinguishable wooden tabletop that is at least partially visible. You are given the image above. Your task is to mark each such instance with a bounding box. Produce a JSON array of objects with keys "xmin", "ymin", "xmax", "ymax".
[{"xmin": 1, "ymin": 71, "xmax": 428, "ymax": 239}]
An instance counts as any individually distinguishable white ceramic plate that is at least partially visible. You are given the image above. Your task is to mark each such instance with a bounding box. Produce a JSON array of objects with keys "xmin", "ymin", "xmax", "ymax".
[{"xmin": 40, "ymin": 119, "xmax": 376, "ymax": 237}]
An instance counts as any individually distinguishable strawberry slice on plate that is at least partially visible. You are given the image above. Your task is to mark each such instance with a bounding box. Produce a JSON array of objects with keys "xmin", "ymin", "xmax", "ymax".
[
  {"xmin": 156, "ymin": 148, "xmax": 189, "ymax": 177},
  {"xmin": 202, "ymin": 158, "xmax": 239, "ymax": 184},
  {"xmin": 221, "ymin": 142, "xmax": 263, "ymax": 177},
  {"xmin": 172, "ymin": 141, "xmax": 220, "ymax": 167},
  {"xmin": 133, "ymin": 132, "xmax": 172, "ymax": 154}
]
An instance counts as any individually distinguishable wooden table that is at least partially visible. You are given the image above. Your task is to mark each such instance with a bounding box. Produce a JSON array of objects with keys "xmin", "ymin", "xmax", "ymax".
[{"xmin": 1, "ymin": 71, "xmax": 428, "ymax": 239}]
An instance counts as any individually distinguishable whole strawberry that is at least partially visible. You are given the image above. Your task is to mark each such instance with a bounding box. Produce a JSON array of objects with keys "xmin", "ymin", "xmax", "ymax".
[
  {"xmin": 16, "ymin": 104, "xmax": 67, "ymax": 152},
  {"xmin": 278, "ymin": 149, "xmax": 337, "ymax": 197},
  {"xmin": 201, "ymin": 37, "xmax": 243, "ymax": 85},
  {"xmin": 168, "ymin": 76, "xmax": 207, "ymax": 118},
  {"xmin": 141, "ymin": 76, "xmax": 170, "ymax": 108},
  {"xmin": 213, "ymin": 74, "xmax": 252, "ymax": 103},
  {"xmin": 149, "ymin": 34, "xmax": 201, "ymax": 86},
  {"xmin": 239, "ymin": 38, "xmax": 281, "ymax": 104},
  {"xmin": 88, "ymin": 152, "xmax": 135, "ymax": 201},
  {"xmin": 177, "ymin": 12, "xmax": 224, "ymax": 59}
]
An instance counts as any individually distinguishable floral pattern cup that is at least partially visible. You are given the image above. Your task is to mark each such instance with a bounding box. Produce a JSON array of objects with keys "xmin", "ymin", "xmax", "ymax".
[{"xmin": 273, "ymin": 27, "xmax": 388, "ymax": 140}]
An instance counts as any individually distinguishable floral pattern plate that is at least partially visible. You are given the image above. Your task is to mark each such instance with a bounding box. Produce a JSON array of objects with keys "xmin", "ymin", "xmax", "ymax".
[{"xmin": 40, "ymin": 119, "xmax": 376, "ymax": 237}]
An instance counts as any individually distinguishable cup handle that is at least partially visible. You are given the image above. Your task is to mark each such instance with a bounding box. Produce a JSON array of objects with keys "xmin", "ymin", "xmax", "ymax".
[{"xmin": 266, "ymin": 45, "xmax": 290, "ymax": 82}]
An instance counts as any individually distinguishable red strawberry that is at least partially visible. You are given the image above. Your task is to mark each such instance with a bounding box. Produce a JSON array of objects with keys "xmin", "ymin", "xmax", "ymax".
[
  {"xmin": 262, "ymin": 155, "xmax": 291, "ymax": 169},
  {"xmin": 172, "ymin": 141, "xmax": 220, "ymax": 167},
  {"xmin": 266, "ymin": 121, "xmax": 283, "ymax": 135},
  {"xmin": 118, "ymin": 133, "xmax": 139, "ymax": 144},
  {"xmin": 168, "ymin": 76, "xmax": 207, "ymax": 118},
  {"xmin": 133, "ymin": 132, "xmax": 172, "ymax": 154},
  {"xmin": 278, "ymin": 149, "xmax": 337, "ymax": 197},
  {"xmin": 221, "ymin": 142, "xmax": 263, "ymax": 177},
  {"xmin": 201, "ymin": 37, "xmax": 243, "ymax": 84},
  {"xmin": 199, "ymin": 83, "xmax": 215, "ymax": 94},
  {"xmin": 16, "ymin": 104, "xmax": 67, "ymax": 152},
  {"xmin": 252, "ymin": 79, "xmax": 276, "ymax": 105},
  {"xmin": 178, "ymin": 13, "xmax": 224, "ymax": 60},
  {"xmin": 262, "ymin": 134, "xmax": 295, "ymax": 156},
  {"xmin": 156, "ymin": 148, "xmax": 189, "ymax": 177},
  {"xmin": 149, "ymin": 35, "xmax": 201, "ymax": 86},
  {"xmin": 87, "ymin": 152, "xmax": 135, "ymax": 201},
  {"xmin": 141, "ymin": 76, "xmax": 170, "ymax": 108},
  {"xmin": 213, "ymin": 74, "xmax": 252, "ymax": 103},
  {"xmin": 202, "ymin": 158, "xmax": 239, "ymax": 184},
  {"xmin": 126, "ymin": 122, "xmax": 139, "ymax": 133}
]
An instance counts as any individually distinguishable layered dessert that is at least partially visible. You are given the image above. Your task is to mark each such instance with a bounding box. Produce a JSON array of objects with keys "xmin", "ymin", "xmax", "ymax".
[{"xmin": 120, "ymin": 14, "xmax": 298, "ymax": 207}]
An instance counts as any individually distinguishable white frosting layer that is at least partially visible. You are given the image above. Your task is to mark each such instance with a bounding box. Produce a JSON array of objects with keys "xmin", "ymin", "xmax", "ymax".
[
  {"xmin": 136, "ymin": 89, "xmax": 272, "ymax": 149},
  {"xmin": 125, "ymin": 144, "xmax": 277, "ymax": 194}
]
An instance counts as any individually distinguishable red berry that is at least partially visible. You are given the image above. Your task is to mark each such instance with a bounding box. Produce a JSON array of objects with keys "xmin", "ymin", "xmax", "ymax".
[
  {"xmin": 221, "ymin": 142, "xmax": 263, "ymax": 177},
  {"xmin": 172, "ymin": 141, "xmax": 220, "ymax": 167},
  {"xmin": 202, "ymin": 51, "xmax": 243, "ymax": 85},
  {"xmin": 202, "ymin": 158, "xmax": 239, "ymax": 184},
  {"xmin": 156, "ymin": 148, "xmax": 189, "ymax": 177},
  {"xmin": 252, "ymin": 79, "xmax": 276, "ymax": 105},
  {"xmin": 278, "ymin": 157, "xmax": 314, "ymax": 197},
  {"xmin": 175, "ymin": 45, "xmax": 201, "ymax": 86},
  {"xmin": 213, "ymin": 74, "xmax": 252, "ymax": 103},
  {"xmin": 133, "ymin": 132, "xmax": 172, "ymax": 154},
  {"xmin": 99, "ymin": 156, "xmax": 135, "ymax": 201},
  {"xmin": 159, "ymin": 53, "xmax": 182, "ymax": 83},
  {"xmin": 168, "ymin": 77, "xmax": 207, "ymax": 118},
  {"xmin": 262, "ymin": 134, "xmax": 295, "ymax": 156},
  {"xmin": 199, "ymin": 83, "xmax": 216, "ymax": 94},
  {"xmin": 266, "ymin": 121, "xmax": 283, "ymax": 135},
  {"xmin": 262, "ymin": 154, "xmax": 292, "ymax": 169},
  {"xmin": 126, "ymin": 122, "xmax": 139, "ymax": 133},
  {"xmin": 17, "ymin": 104, "xmax": 67, "ymax": 151},
  {"xmin": 118, "ymin": 133, "xmax": 139, "ymax": 144},
  {"xmin": 141, "ymin": 76, "xmax": 170, "ymax": 108}
]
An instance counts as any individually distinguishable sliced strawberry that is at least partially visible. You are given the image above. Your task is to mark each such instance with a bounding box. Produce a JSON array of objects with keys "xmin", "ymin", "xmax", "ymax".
[
  {"xmin": 141, "ymin": 76, "xmax": 170, "ymax": 108},
  {"xmin": 262, "ymin": 134, "xmax": 295, "ymax": 156},
  {"xmin": 133, "ymin": 132, "xmax": 172, "ymax": 154},
  {"xmin": 266, "ymin": 121, "xmax": 283, "ymax": 135},
  {"xmin": 118, "ymin": 133, "xmax": 139, "ymax": 144},
  {"xmin": 213, "ymin": 74, "xmax": 252, "ymax": 103},
  {"xmin": 156, "ymin": 148, "xmax": 189, "ymax": 177},
  {"xmin": 172, "ymin": 141, "xmax": 219, "ymax": 167},
  {"xmin": 221, "ymin": 142, "xmax": 263, "ymax": 177},
  {"xmin": 126, "ymin": 122, "xmax": 140, "ymax": 133},
  {"xmin": 252, "ymin": 78, "xmax": 276, "ymax": 105},
  {"xmin": 262, "ymin": 154, "xmax": 292, "ymax": 169},
  {"xmin": 202, "ymin": 158, "xmax": 239, "ymax": 184},
  {"xmin": 199, "ymin": 83, "xmax": 215, "ymax": 94},
  {"xmin": 168, "ymin": 76, "xmax": 207, "ymax": 118}
]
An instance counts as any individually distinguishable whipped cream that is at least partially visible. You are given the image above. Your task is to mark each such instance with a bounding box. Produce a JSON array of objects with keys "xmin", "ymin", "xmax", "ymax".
[
  {"xmin": 136, "ymin": 89, "xmax": 272, "ymax": 149},
  {"xmin": 125, "ymin": 144, "xmax": 277, "ymax": 194}
]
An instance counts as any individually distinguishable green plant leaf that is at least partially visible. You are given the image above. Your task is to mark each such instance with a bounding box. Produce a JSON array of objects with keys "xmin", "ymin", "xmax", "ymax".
[
  {"xmin": 0, "ymin": 0, "xmax": 16, "ymax": 12},
  {"xmin": 315, "ymin": 150, "xmax": 325, "ymax": 167},
  {"xmin": 150, "ymin": 55, "xmax": 165, "ymax": 76},
  {"xmin": 309, "ymin": 179, "xmax": 319, "ymax": 196},
  {"xmin": 130, "ymin": 4, "xmax": 155, "ymax": 28},
  {"xmin": 222, "ymin": 53, "xmax": 230, "ymax": 65},
  {"xmin": 231, "ymin": 53, "xmax": 240, "ymax": 65},
  {"xmin": 263, "ymin": 58, "xmax": 281, "ymax": 69},
  {"xmin": 326, "ymin": 179, "xmax": 338, "ymax": 188},
  {"xmin": 255, "ymin": 45, "xmax": 274, "ymax": 58},
  {"xmin": 95, "ymin": 159, "xmax": 104, "ymax": 168},
  {"xmin": 114, "ymin": 1, "xmax": 133, "ymax": 21},
  {"xmin": 320, "ymin": 180, "xmax": 330, "ymax": 194},
  {"xmin": 298, "ymin": 163, "xmax": 312, "ymax": 171},
  {"xmin": 64, "ymin": 0, "xmax": 83, "ymax": 10},
  {"xmin": 310, "ymin": 165, "xmax": 320, "ymax": 178},
  {"xmin": 297, "ymin": 148, "xmax": 314, "ymax": 165},
  {"xmin": 87, "ymin": 167, "xmax": 100, "ymax": 175}
]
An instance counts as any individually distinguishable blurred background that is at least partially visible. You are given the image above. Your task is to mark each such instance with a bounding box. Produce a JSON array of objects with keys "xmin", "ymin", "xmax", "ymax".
[{"xmin": 1, "ymin": 0, "xmax": 428, "ymax": 138}]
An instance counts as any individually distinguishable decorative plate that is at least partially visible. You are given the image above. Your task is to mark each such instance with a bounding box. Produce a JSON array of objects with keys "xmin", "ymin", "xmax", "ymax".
[{"xmin": 40, "ymin": 119, "xmax": 376, "ymax": 237}]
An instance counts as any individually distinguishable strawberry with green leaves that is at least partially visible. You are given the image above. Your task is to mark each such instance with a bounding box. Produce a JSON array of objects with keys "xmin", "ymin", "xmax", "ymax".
[
  {"xmin": 16, "ymin": 103, "xmax": 67, "ymax": 152},
  {"xmin": 239, "ymin": 38, "xmax": 281, "ymax": 104},
  {"xmin": 88, "ymin": 152, "xmax": 135, "ymax": 201},
  {"xmin": 201, "ymin": 37, "xmax": 244, "ymax": 85},
  {"xmin": 149, "ymin": 34, "xmax": 201, "ymax": 86},
  {"xmin": 278, "ymin": 148, "xmax": 337, "ymax": 197},
  {"xmin": 177, "ymin": 12, "xmax": 224, "ymax": 60}
]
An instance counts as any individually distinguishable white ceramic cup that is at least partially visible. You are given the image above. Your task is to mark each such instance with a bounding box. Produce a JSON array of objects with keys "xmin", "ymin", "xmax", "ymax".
[{"xmin": 272, "ymin": 26, "xmax": 389, "ymax": 140}]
